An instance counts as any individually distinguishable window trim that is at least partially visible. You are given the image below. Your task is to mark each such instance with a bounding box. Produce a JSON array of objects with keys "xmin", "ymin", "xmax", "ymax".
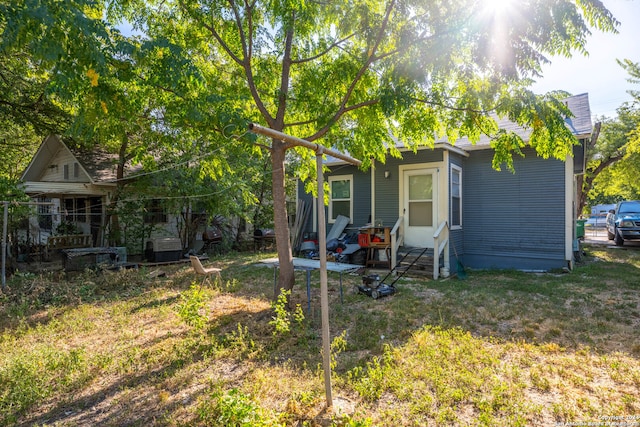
[
  {"xmin": 450, "ymin": 165, "xmax": 462, "ymax": 229},
  {"xmin": 37, "ymin": 196, "xmax": 53, "ymax": 231},
  {"xmin": 328, "ymin": 174, "xmax": 353, "ymax": 224},
  {"xmin": 144, "ymin": 199, "xmax": 168, "ymax": 224}
]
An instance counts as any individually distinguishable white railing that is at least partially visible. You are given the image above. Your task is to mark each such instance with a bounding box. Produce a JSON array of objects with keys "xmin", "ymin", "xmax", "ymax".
[
  {"xmin": 432, "ymin": 221, "xmax": 450, "ymax": 279},
  {"xmin": 390, "ymin": 216, "xmax": 404, "ymax": 270}
]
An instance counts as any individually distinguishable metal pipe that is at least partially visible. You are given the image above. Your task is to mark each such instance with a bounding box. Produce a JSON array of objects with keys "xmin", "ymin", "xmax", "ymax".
[
  {"xmin": 248, "ymin": 123, "xmax": 362, "ymax": 167},
  {"xmin": 316, "ymin": 154, "xmax": 332, "ymax": 407},
  {"xmin": 248, "ymin": 123, "xmax": 364, "ymax": 409}
]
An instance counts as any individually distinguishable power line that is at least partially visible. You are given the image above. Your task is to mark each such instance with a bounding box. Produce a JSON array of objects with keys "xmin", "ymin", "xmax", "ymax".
[
  {"xmin": 101, "ymin": 125, "xmax": 253, "ymax": 185},
  {"xmin": 28, "ymin": 164, "xmax": 282, "ymax": 208}
]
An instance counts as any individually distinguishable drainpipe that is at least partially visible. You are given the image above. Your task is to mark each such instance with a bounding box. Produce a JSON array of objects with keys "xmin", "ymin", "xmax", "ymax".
[{"xmin": 371, "ymin": 159, "xmax": 375, "ymax": 225}]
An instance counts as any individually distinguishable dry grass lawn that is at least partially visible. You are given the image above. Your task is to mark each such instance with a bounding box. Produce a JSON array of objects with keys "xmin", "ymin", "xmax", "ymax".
[{"xmin": 0, "ymin": 243, "xmax": 638, "ymax": 426}]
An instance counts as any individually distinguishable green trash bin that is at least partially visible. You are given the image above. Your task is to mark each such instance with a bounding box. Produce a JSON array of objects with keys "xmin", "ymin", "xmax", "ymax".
[{"xmin": 576, "ymin": 219, "xmax": 586, "ymax": 239}]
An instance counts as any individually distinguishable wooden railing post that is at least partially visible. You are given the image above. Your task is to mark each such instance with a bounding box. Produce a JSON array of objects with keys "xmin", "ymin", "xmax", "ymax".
[
  {"xmin": 390, "ymin": 216, "xmax": 404, "ymax": 271},
  {"xmin": 433, "ymin": 221, "xmax": 449, "ymax": 280}
]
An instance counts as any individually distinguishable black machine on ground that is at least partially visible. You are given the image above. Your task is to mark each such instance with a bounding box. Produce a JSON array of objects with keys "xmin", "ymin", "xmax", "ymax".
[{"xmin": 356, "ymin": 247, "xmax": 430, "ymax": 299}]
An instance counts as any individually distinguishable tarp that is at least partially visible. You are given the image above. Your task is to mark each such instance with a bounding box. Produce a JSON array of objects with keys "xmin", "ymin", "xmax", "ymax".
[
  {"xmin": 259, "ymin": 257, "xmax": 361, "ymax": 273},
  {"xmin": 326, "ymin": 215, "xmax": 350, "ymax": 242}
]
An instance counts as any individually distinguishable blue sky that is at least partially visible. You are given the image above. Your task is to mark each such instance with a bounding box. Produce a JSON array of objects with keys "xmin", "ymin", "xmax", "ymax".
[{"xmin": 531, "ymin": 0, "xmax": 640, "ymax": 119}]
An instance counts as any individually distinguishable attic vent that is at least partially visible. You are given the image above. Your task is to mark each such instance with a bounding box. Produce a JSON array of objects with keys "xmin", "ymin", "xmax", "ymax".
[
  {"xmin": 74, "ymin": 162, "xmax": 79, "ymax": 178},
  {"xmin": 63, "ymin": 164, "xmax": 69, "ymax": 180}
]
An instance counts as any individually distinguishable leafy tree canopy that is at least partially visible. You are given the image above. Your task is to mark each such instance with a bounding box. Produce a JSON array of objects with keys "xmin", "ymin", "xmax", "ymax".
[
  {"xmin": 589, "ymin": 60, "xmax": 640, "ymax": 204},
  {"xmin": 0, "ymin": 0, "xmax": 620, "ymax": 294},
  {"xmin": 116, "ymin": 0, "xmax": 618, "ymax": 170},
  {"xmin": 114, "ymin": 0, "xmax": 616, "ymax": 292}
]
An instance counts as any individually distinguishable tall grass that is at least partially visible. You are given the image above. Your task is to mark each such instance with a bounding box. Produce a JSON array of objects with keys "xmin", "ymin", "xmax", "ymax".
[{"xmin": 0, "ymin": 344, "xmax": 90, "ymax": 424}]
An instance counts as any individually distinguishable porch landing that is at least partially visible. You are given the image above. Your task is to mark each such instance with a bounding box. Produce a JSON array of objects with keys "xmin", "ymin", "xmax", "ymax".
[{"xmin": 393, "ymin": 246, "xmax": 436, "ymax": 276}]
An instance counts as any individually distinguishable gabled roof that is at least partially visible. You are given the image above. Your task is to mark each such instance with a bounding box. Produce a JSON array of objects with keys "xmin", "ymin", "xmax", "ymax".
[
  {"xmin": 445, "ymin": 93, "xmax": 592, "ymax": 151},
  {"xmin": 21, "ymin": 134, "xmax": 140, "ymax": 184},
  {"xmin": 21, "ymin": 135, "xmax": 117, "ymax": 183},
  {"xmin": 324, "ymin": 93, "xmax": 592, "ymax": 165},
  {"xmin": 563, "ymin": 93, "xmax": 592, "ymax": 135},
  {"xmin": 68, "ymin": 146, "xmax": 120, "ymax": 183}
]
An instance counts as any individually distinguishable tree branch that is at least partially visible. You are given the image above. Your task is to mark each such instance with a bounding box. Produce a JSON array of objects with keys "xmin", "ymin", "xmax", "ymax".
[
  {"xmin": 229, "ymin": 0, "xmax": 274, "ymax": 125},
  {"xmin": 229, "ymin": 0, "xmax": 250, "ymax": 60},
  {"xmin": 306, "ymin": 0, "xmax": 397, "ymax": 142},
  {"xmin": 588, "ymin": 121, "xmax": 601, "ymax": 152},
  {"xmin": 179, "ymin": 0, "xmax": 244, "ymax": 66},
  {"xmin": 275, "ymin": 19, "xmax": 295, "ymax": 139},
  {"xmin": 291, "ymin": 33, "xmax": 356, "ymax": 64},
  {"xmin": 411, "ymin": 96, "xmax": 500, "ymax": 114},
  {"xmin": 178, "ymin": 0, "xmax": 274, "ymax": 125},
  {"xmin": 587, "ymin": 154, "xmax": 624, "ymax": 183}
]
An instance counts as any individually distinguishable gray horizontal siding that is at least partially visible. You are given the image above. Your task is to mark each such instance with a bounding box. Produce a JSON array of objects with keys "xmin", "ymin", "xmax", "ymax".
[
  {"xmin": 338, "ymin": 164, "xmax": 371, "ymax": 227},
  {"xmin": 462, "ymin": 148, "xmax": 567, "ymax": 270},
  {"xmin": 297, "ymin": 163, "xmax": 371, "ymax": 234}
]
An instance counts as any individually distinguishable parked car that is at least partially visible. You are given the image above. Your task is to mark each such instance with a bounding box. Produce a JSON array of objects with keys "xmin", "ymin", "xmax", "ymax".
[{"xmin": 606, "ymin": 200, "xmax": 640, "ymax": 246}]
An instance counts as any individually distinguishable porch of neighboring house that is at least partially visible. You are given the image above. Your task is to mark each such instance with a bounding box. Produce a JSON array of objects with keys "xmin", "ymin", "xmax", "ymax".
[{"xmin": 18, "ymin": 195, "xmax": 108, "ymax": 262}]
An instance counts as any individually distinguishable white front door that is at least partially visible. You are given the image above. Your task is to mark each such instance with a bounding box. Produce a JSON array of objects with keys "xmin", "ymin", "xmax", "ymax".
[{"xmin": 402, "ymin": 168, "xmax": 437, "ymax": 248}]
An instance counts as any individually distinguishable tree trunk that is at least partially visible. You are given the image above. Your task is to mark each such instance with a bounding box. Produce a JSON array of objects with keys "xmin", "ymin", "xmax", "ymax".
[
  {"xmin": 271, "ymin": 139, "xmax": 295, "ymax": 302},
  {"xmin": 576, "ymin": 173, "xmax": 586, "ymax": 218},
  {"xmin": 104, "ymin": 135, "xmax": 129, "ymax": 246},
  {"xmin": 577, "ymin": 155, "xmax": 622, "ymax": 218},
  {"xmin": 576, "ymin": 122, "xmax": 602, "ymax": 217}
]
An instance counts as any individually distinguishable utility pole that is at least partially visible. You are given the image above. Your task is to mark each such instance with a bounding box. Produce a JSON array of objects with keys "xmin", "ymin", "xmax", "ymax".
[{"xmin": 247, "ymin": 123, "xmax": 361, "ymax": 409}]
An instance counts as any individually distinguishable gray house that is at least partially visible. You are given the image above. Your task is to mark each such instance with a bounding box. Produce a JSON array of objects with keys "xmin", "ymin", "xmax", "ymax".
[{"xmin": 297, "ymin": 93, "xmax": 592, "ymax": 276}]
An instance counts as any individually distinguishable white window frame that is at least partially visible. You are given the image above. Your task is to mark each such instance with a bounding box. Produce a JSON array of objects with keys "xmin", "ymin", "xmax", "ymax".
[
  {"xmin": 328, "ymin": 174, "xmax": 353, "ymax": 223},
  {"xmin": 450, "ymin": 165, "xmax": 462, "ymax": 229}
]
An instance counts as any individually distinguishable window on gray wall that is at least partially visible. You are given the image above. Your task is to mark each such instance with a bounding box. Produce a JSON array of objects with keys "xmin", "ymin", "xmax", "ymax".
[
  {"xmin": 451, "ymin": 166, "xmax": 462, "ymax": 228},
  {"xmin": 328, "ymin": 175, "xmax": 353, "ymax": 222}
]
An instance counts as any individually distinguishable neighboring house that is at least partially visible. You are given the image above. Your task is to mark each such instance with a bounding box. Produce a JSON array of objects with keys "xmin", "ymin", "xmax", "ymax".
[
  {"xmin": 19, "ymin": 135, "xmax": 179, "ymax": 252},
  {"xmin": 19, "ymin": 135, "xmax": 257, "ymax": 258},
  {"xmin": 298, "ymin": 93, "xmax": 592, "ymax": 276}
]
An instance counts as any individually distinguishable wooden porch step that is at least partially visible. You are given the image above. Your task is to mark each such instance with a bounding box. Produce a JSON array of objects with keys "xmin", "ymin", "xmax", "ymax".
[
  {"xmin": 395, "ymin": 266, "xmax": 433, "ymax": 277},
  {"xmin": 394, "ymin": 246, "xmax": 435, "ymax": 275}
]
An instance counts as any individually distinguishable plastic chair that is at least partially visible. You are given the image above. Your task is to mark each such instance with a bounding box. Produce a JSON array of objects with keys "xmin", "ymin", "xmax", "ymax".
[{"xmin": 189, "ymin": 256, "xmax": 222, "ymax": 285}]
